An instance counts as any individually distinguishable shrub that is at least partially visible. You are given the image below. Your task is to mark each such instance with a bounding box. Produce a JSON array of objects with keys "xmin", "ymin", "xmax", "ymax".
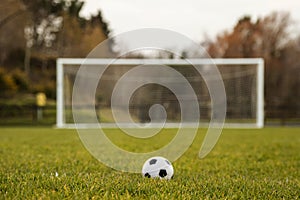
[
  {"xmin": 0, "ymin": 68, "xmax": 18, "ymax": 97},
  {"xmin": 11, "ymin": 69, "xmax": 29, "ymax": 92}
]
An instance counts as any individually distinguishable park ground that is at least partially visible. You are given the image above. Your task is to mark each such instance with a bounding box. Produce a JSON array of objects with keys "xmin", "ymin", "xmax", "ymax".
[{"xmin": 0, "ymin": 127, "xmax": 299, "ymax": 199}]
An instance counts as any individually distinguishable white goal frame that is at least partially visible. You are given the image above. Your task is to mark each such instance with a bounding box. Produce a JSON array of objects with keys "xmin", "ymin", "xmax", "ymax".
[{"xmin": 56, "ymin": 58, "xmax": 264, "ymax": 128}]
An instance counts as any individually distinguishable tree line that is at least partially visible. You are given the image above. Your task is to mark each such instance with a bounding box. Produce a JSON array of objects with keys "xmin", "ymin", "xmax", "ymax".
[
  {"xmin": 0, "ymin": 1, "xmax": 299, "ymax": 123},
  {"xmin": 0, "ymin": 0, "xmax": 113, "ymax": 99},
  {"xmin": 203, "ymin": 12, "xmax": 300, "ymax": 123}
]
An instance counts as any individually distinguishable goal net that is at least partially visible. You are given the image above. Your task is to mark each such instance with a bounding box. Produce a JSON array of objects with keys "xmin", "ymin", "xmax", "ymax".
[{"xmin": 56, "ymin": 58, "xmax": 264, "ymax": 128}]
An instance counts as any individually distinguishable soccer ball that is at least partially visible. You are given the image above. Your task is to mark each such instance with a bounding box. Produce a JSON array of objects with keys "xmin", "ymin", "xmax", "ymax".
[{"xmin": 142, "ymin": 156, "xmax": 174, "ymax": 180}]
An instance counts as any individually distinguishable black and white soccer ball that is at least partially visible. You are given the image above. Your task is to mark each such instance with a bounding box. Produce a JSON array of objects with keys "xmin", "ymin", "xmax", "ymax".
[{"xmin": 142, "ymin": 156, "xmax": 174, "ymax": 180}]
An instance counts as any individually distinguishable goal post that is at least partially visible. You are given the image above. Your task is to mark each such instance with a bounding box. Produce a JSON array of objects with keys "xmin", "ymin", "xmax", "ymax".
[{"xmin": 56, "ymin": 58, "xmax": 264, "ymax": 128}]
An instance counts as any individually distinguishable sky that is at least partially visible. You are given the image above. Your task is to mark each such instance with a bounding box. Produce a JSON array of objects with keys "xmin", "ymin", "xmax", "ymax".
[{"xmin": 80, "ymin": 0, "xmax": 300, "ymax": 50}]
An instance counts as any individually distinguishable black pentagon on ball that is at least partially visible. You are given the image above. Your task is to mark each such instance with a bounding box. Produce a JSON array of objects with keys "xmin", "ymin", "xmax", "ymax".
[
  {"xmin": 149, "ymin": 159, "xmax": 157, "ymax": 165},
  {"xmin": 144, "ymin": 173, "xmax": 151, "ymax": 178},
  {"xmin": 159, "ymin": 169, "xmax": 167, "ymax": 178}
]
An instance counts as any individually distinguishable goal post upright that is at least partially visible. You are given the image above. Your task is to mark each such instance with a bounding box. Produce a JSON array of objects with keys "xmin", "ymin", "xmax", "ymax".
[
  {"xmin": 56, "ymin": 58, "xmax": 64, "ymax": 128},
  {"xmin": 257, "ymin": 58, "xmax": 265, "ymax": 128}
]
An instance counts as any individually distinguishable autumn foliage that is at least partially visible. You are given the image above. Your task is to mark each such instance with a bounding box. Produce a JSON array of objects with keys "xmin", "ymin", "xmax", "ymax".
[
  {"xmin": 206, "ymin": 12, "xmax": 300, "ymax": 123},
  {"xmin": 0, "ymin": 0, "xmax": 113, "ymax": 99},
  {"xmin": 0, "ymin": 1, "xmax": 299, "ymax": 123}
]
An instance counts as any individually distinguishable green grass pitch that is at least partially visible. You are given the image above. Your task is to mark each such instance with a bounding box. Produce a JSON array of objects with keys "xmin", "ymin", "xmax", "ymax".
[{"xmin": 0, "ymin": 127, "xmax": 299, "ymax": 199}]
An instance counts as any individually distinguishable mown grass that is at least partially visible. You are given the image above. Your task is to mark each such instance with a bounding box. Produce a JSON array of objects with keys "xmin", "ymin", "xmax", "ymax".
[{"xmin": 0, "ymin": 127, "xmax": 299, "ymax": 199}]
